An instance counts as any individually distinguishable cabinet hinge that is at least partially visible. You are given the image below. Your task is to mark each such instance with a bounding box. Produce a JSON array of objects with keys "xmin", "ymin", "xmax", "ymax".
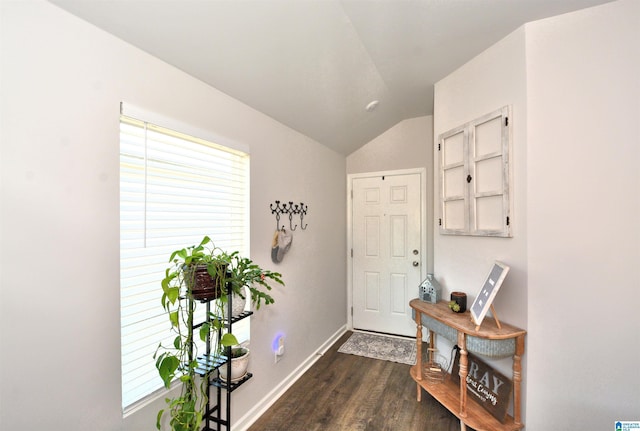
[
  {"xmin": 506, "ymin": 216, "xmax": 510, "ymax": 226},
  {"xmin": 439, "ymin": 218, "xmax": 442, "ymax": 226},
  {"xmin": 505, "ymin": 117, "xmax": 509, "ymax": 126},
  {"xmin": 438, "ymin": 143, "xmax": 441, "ymax": 151},
  {"xmin": 351, "ymin": 307, "xmax": 353, "ymax": 317},
  {"xmin": 351, "ymin": 248, "xmax": 353, "ymax": 258}
]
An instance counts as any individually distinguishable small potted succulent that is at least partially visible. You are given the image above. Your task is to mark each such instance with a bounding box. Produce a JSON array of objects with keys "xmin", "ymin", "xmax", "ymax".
[{"xmin": 448, "ymin": 291, "xmax": 467, "ymax": 313}]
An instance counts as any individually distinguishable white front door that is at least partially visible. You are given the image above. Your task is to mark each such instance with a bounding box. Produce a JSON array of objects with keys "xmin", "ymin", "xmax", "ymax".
[{"xmin": 351, "ymin": 171, "xmax": 424, "ymax": 336}]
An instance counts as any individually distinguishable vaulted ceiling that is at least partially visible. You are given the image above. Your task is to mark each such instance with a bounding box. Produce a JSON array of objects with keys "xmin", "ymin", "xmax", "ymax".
[{"xmin": 50, "ymin": 0, "xmax": 612, "ymax": 155}]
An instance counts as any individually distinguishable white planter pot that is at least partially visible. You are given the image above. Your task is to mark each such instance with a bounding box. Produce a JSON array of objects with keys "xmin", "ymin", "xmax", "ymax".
[
  {"xmin": 222, "ymin": 291, "xmax": 247, "ymax": 318},
  {"xmin": 219, "ymin": 347, "xmax": 250, "ymax": 382}
]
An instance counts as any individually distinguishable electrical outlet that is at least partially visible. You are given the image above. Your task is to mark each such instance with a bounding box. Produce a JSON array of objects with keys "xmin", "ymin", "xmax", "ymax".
[{"xmin": 274, "ymin": 335, "xmax": 285, "ymax": 363}]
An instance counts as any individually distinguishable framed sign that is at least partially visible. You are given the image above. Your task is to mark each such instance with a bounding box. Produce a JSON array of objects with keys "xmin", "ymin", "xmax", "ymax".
[
  {"xmin": 470, "ymin": 261, "xmax": 510, "ymax": 327},
  {"xmin": 452, "ymin": 347, "xmax": 513, "ymax": 423}
]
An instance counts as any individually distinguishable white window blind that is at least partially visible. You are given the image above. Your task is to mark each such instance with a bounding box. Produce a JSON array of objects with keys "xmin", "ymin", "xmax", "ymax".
[{"xmin": 119, "ymin": 114, "xmax": 250, "ymax": 411}]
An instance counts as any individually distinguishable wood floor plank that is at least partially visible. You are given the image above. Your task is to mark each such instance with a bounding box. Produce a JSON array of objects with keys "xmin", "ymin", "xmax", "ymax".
[{"xmin": 247, "ymin": 331, "xmax": 467, "ymax": 431}]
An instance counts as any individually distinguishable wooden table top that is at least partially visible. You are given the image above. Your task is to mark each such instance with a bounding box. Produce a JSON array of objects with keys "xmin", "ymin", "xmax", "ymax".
[{"xmin": 410, "ymin": 299, "xmax": 526, "ymax": 340}]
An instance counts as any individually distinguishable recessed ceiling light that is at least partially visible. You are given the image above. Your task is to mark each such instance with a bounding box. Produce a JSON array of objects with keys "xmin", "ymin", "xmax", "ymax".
[{"xmin": 365, "ymin": 100, "xmax": 379, "ymax": 112}]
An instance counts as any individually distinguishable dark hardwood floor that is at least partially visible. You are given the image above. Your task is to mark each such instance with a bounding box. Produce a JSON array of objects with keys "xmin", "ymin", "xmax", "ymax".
[{"xmin": 247, "ymin": 331, "xmax": 465, "ymax": 431}]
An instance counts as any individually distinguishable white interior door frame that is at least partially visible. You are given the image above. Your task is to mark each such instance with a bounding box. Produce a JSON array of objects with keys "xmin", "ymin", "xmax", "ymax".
[{"xmin": 347, "ymin": 167, "xmax": 428, "ymax": 332}]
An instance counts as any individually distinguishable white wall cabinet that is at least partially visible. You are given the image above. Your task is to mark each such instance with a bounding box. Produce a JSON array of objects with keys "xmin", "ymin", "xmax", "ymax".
[{"xmin": 438, "ymin": 106, "xmax": 512, "ymax": 237}]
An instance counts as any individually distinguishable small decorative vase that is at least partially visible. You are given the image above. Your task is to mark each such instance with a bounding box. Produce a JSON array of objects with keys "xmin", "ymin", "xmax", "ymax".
[{"xmin": 450, "ymin": 292, "xmax": 467, "ymax": 313}]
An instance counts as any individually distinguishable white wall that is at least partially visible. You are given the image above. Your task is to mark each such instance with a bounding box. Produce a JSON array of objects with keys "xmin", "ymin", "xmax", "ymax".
[
  {"xmin": 525, "ymin": 0, "xmax": 640, "ymax": 429},
  {"xmin": 0, "ymin": 2, "xmax": 346, "ymax": 430},
  {"xmin": 434, "ymin": 0, "xmax": 640, "ymax": 429},
  {"xmin": 433, "ymin": 25, "xmax": 529, "ymax": 339},
  {"xmin": 346, "ymin": 116, "xmax": 434, "ymax": 271},
  {"xmin": 346, "ymin": 116, "xmax": 432, "ymax": 175},
  {"xmin": 434, "ymin": 23, "xmax": 529, "ymax": 422}
]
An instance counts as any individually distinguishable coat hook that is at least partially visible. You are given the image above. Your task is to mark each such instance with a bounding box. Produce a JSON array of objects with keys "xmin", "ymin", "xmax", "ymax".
[
  {"xmin": 288, "ymin": 201, "xmax": 298, "ymax": 231},
  {"xmin": 270, "ymin": 200, "xmax": 286, "ymax": 230},
  {"xmin": 299, "ymin": 202, "xmax": 308, "ymax": 230},
  {"xmin": 270, "ymin": 200, "xmax": 308, "ymax": 231}
]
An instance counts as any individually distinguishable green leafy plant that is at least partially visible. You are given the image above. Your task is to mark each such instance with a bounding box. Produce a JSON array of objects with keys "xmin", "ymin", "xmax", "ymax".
[
  {"xmin": 223, "ymin": 250, "xmax": 283, "ymax": 309},
  {"xmin": 153, "ymin": 236, "xmax": 283, "ymax": 431},
  {"xmin": 448, "ymin": 300, "xmax": 461, "ymax": 313},
  {"xmin": 229, "ymin": 346, "xmax": 249, "ymax": 359}
]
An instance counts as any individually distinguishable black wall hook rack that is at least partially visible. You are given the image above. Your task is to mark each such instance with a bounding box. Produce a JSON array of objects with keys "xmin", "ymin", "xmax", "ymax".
[{"xmin": 270, "ymin": 200, "xmax": 308, "ymax": 231}]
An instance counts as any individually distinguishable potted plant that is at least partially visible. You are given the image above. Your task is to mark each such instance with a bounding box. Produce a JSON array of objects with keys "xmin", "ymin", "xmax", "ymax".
[
  {"xmin": 221, "ymin": 250, "xmax": 284, "ymax": 316},
  {"xmin": 153, "ymin": 236, "xmax": 283, "ymax": 431},
  {"xmin": 166, "ymin": 236, "xmax": 230, "ymax": 302},
  {"xmin": 219, "ymin": 346, "xmax": 250, "ymax": 382},
  {"xmin": 448, "ymin": 291, "xmax": 467, "ymax": 313}
]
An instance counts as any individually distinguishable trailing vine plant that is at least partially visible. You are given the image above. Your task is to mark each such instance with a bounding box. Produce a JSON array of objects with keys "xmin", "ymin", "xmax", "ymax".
[{"xmin": 153, "ymin": 236, "xmax": 283, "ymax": 431}]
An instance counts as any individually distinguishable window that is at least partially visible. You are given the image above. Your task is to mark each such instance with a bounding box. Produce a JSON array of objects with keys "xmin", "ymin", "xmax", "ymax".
[
  {"xmin": 438, "ymin": 106, "xmax": 512, "ymax": 237},
  {"xmin": 119, "ymin": 106, "xmax": 250, "ymax": 411}
]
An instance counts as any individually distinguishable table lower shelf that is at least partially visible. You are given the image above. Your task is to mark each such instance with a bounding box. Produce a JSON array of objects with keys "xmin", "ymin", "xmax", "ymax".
[{"xmin": 410, "ymin": 365, "xmax": 524, "ymax": 431}]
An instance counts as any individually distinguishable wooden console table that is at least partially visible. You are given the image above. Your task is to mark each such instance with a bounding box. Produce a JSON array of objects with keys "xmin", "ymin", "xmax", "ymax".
[{"xmin": 409, "ymin": 299, "xmax": 526, "ymax": 431}]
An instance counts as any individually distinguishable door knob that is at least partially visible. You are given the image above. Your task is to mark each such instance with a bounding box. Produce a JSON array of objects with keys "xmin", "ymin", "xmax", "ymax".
[
  {"xmin": 413, "ymin": 261, "xmax": 419, "ymax": 267},
  {"xmin": 413, "ymin": 249, "xmax": 419, "ymax": 255}
]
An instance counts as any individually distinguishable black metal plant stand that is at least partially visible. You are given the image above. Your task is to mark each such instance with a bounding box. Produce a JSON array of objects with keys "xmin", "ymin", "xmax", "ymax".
[{"xmin": 191, "ymin": 282, "xmax": 253, "ymax": 431}]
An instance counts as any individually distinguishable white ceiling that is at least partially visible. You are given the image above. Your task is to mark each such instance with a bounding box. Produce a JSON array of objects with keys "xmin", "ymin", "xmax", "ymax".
[{"xmin": 50, "ymin": 0, "xmax": 612, "ymax": 155}]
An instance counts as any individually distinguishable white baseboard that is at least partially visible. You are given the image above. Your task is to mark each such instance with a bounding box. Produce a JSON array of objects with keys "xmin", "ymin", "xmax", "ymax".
[{"xmin": 233, "ymin": 325, "xmax": 348, "ymax": 431}]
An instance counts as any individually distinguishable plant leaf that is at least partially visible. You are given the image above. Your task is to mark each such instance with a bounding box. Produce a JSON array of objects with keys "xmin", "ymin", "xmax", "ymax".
[
  {"xmin": 156, "ymin": 408, "xmax": 164, "ymax": 430},
  {"xmin": 157, "ymin": 355, "xmax": 179, "ymax": 388},
  {"xmin": 220, "ymin": 333, "xmax": 239, "ymax": 347},
  {"xmin": 166, "ymin": 286, "xmax": 179, "ymax": 305},
  {"xmin": 199, "ymin": 322, "xmax": 210, "ymax": 342},
  {"xmin": 169, "ymin": 311, "xmax": 179, "ymax": 327}
]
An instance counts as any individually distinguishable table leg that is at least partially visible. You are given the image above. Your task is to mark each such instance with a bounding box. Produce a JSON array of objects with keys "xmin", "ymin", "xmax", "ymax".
[
  {"xmin": 415, "ymin": 312, "xmax": 422, "ymax": 382},
  {"xmin": 415, "ymin": 311, "xmax": 423, "ymax": 401},
  {"xmin": 457, "ymin": 332, "xmax": 468, "ymax": 418},
  {"xmin": 428, "ymin": 330, "xmax": 435, "ymax": 363},
  {"xmin": 513, "ymin": 334, "xmax": 525, "ymax": 426}
]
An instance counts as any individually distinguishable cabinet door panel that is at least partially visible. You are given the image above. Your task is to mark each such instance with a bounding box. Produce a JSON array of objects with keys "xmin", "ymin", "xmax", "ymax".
[
  {"xmin": 475, "ymin": 156, "xmax": 503, "ymax": 194},
  {"xmin": 474, "ymin": 116, "xmax": 502, "ymax": 157},
  {"xmin": 439, "ymin": 106, "xmax": 511, "ymax": 237},
  {"xmin": 476, "ymin": 195, "xmax": 504, "ymax": 231}
]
